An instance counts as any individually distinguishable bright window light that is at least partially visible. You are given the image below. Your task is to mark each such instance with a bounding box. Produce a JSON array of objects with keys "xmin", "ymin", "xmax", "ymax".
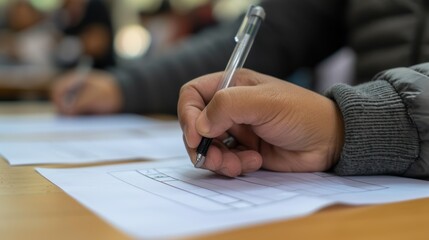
[
  {"xmin": 29, "ymin": 0, "xmax": 60, "ymax": 12},
  {"xmin": 115, "ymin": 25, "xmax": 151, "ymax": 59}
]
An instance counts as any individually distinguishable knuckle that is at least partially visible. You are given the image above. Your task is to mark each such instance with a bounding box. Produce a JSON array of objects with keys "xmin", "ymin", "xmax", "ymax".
[
  {"xmin": 179, "ymin": 82, "xmax": 190, "ymax": 95},
  {"xmin": 234, "ymin": 69, "xmax": 258, "ymax": 86}
]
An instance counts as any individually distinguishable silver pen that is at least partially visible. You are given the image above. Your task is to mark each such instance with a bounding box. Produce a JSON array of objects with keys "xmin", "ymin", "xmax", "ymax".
[{"xmin": 194, "ymin": 5, "xmax": 266, "ymax": 168}]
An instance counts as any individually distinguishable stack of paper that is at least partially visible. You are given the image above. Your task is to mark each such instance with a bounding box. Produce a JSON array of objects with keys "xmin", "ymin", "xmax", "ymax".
[{"xmin": 0, "ymin": 114, "xmax": 187, "ymax": 165}]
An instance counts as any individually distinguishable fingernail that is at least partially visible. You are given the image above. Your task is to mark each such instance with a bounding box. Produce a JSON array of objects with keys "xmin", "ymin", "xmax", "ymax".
[
  {"xmin": 248, "ymin": 156, "xmax": 262, "ymax": 171},
  {"xmin": 183, "ymin": 125, "xmax": 194, "ymax": 148},
  {"xmin": 182, "ymin": 124, "xmax": 189, "ymax": 142}
]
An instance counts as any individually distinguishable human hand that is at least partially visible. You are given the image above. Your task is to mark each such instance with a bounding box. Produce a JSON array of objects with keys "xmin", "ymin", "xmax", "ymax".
[
  {"xmin": 178, "ymin": 69, "xmax": 344, "ymax": 177},
  {"xmin": 50, "ymin": 70, "xmax": 123, "ymax": 115}
]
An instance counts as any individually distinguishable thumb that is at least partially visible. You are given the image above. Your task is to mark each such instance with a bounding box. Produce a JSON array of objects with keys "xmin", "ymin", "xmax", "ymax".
[
  {"xmin": 194, "ymin": 69, "xmax": 290, "ymax": 138},
  {"xmin": 195, "ymin": 82, "xmax": 270, "ymax": 138}
]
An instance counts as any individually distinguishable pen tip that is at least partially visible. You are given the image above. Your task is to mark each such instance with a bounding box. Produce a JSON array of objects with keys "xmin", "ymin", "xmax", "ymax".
[{"xmin": 194, "ymin": 154, "xmax": 206, "ymax": 168}]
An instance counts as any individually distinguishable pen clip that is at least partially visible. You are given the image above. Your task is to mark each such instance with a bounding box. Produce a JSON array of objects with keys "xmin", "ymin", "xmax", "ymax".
[{"xmin": 235, "ymin": 5, "xmax": 266, "ymax": 43}]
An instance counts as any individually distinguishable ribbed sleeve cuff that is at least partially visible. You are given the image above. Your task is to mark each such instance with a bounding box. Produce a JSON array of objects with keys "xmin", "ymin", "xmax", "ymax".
[{"xmin": 326, "ymin": 81, "xmax": 419, "ymax": 176}]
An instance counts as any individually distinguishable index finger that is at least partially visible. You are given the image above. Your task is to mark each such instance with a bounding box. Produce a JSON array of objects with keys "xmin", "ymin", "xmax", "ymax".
[{"xmin": 178, "ymin": 72, "xmax": 224, "ymax": 149}]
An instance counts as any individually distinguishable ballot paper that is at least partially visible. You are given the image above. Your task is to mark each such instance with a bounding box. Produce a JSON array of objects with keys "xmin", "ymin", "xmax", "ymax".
[
  {"xmin": 0, "ymin": 114, "xmax": 187, "ymax": 165},
  {"xmin": 37, "ymin": 159, "xmax": 429, "ymax": 239}
]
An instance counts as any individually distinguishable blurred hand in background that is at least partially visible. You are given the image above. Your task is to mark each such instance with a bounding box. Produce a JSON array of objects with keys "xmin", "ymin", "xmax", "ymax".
[{"xmin": 50, "ymin": 70, "xmax": 123, "ymax": 115}]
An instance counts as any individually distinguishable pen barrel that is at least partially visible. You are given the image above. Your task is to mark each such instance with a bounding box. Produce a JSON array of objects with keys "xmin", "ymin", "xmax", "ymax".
[
  {"xmin": 195, "ymin": 5, "xmax": 265, "ymax": 163},
  {"xmin": 217, "ymin": 13, "xmax": 263, "ymax": 90},
  {"xmin": 196, "ymin": 137, "xmax": 213, "ymax": 156},
  {"xmin": 235, "ymin": 16, "xmax": 263, "ymax": 69}
]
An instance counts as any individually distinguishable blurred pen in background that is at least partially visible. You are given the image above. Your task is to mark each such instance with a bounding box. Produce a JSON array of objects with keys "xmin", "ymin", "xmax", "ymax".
[{"xmin": 63, "ymin": 56, "xmax": 93, "ymax": 110}]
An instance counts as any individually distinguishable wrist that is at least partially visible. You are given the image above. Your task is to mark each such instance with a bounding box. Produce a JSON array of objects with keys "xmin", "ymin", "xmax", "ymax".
[{"xmin": 331, "ymin": 102, "xmax": 344, "ymax": 167}]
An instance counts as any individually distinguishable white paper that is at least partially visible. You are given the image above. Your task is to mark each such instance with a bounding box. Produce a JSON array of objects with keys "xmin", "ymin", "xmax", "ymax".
[
  {"xmin": 0, "ymin": 114, "xmax": 188, "ymax": 165},
  {"xmin": 37, "ymin": 159, "xmax": 429, "ymax": 239},
  {"xmin": 0, "ymin": 114, "xmax": 157, "ymax": 135}
]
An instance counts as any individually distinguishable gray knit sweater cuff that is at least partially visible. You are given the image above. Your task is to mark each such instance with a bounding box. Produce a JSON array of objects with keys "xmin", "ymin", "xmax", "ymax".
[{"xmin": 326, "ymin": 81, "xmax": 419, "ymax": 176}]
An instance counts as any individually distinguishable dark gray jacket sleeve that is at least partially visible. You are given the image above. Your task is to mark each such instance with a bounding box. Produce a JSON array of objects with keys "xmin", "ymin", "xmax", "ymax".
[
  {"xmin": 327, "ymin": 63, "xmax": 429, "ymax": 178},
  {"xmin": 111, "ymin": 0, "xmax": 346, "ymax": 114},
  {"xmin": 110, "ymin": 22, "xmax": 237, "ymax": 114}
]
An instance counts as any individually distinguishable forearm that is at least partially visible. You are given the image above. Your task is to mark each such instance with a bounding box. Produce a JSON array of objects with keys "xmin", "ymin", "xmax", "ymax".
[{"xmin": 111, "ymin": 22, "xmax": 238, "ymax": 114}]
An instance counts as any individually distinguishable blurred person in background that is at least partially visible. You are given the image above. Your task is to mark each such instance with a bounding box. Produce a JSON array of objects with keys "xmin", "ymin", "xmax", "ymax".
[
  {"xmin": 54, "ymin": 0, "xmax": 114, "ymax": 69},
  {"xmin": 51, "ymin": 0, "xmax": 429, "ymax": 116},
  {"xmin": 0, "ymin": 0, "xmax": 58, "ymax": 99},
  {"xmin": 138, "ymin": 0, "xmax": 217, "ymax": 57},
  {"xmin": 0, "ymin": 0, "xmax": 114, "ymax": 100},
  {"xmin": 0, "ymin": 0, "xmax": 56, "ymax": 67}
]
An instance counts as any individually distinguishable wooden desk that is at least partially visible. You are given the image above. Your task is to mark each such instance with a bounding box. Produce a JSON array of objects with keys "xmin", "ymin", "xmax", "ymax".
[{"xmin": 1, "ymin": 102, "xmax": 429, "ymax": 240}]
